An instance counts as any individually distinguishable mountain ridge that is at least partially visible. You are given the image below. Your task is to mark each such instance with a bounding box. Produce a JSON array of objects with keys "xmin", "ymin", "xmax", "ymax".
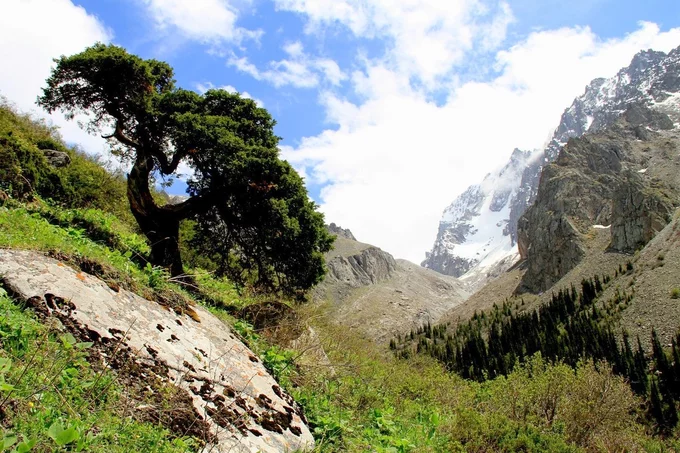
[{"xmin": 423, "ymin": 44, "xmax": 680, "ymax": 290}]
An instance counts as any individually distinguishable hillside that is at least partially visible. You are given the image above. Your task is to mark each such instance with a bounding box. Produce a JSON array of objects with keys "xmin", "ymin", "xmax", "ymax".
[{"xmin": 314, "ymin": 230, "xmax": 469, "ymax": 343}]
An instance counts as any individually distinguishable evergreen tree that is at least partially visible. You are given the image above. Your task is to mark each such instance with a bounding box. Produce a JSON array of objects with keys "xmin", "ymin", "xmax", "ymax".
[
  {"xmin": 650, "ymin": 379, "xmax": 666, "ymax": 431},
  {"xmin": 38, "ymin": 44, "xmax": 333, "ymax": 292}
]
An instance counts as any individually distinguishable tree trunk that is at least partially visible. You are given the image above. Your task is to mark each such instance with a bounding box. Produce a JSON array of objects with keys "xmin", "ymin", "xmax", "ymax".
[
  {"xmin": 127, "ymin": 153, "xmax": 185, "ymax": 277},
  {"xmin": 137, "ymin": 209, "xmax": 184, "ymax": 277}
]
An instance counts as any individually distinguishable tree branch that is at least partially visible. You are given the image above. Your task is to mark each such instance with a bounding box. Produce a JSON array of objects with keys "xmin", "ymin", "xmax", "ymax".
[
  {"xmin": 151, "ymin": 148, "xmax": 186, "ymax": 175},
  {"xmin": 101, "ymin": 120, "xmax": 140, "ymax": 149},
  {"xmin": 162, "ymin": 191, "xmax": 213, "ymax": 218}
]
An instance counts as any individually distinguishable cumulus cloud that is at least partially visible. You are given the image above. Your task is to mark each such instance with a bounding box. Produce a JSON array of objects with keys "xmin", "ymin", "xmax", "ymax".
[
  {"xmin": 228, "ymin": 41, "xmax": 346, "ymax": 88},
  {"xmin": 195, "ymin": 82, "xmax": 265, "ymax": 107},
  {"xmin": 0, "ymin": 0, "xmax": 112, "ymax": 155},
  {"xmin": 137, "ymin": 0, "xmax": 261, "ymax": 43},
  {"xmin": 274, "ymin": 0, "xmax": 515, "ymax": 84},
  {"xmin": 282, "ymin": 22, "xmax": 680, "ymax": 263}
]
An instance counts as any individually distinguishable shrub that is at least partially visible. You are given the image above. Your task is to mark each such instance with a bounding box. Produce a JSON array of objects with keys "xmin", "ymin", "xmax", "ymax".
[{"xmin": 671, "ymin": 288, "xmax": 680, "ymax": 299}]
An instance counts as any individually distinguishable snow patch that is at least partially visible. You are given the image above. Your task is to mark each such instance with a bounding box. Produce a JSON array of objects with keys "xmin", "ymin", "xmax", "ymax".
[
  {"xmin": 592, "ymin": 224, "xmax": 611, "ymax": 229},
  {"xmin": 584, "ymin": 115, "xmax": 594, "ymax": 131}
]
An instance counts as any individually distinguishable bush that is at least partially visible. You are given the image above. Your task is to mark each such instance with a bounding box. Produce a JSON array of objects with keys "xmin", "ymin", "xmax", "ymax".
[{"xmin": 671, "ymin": 288, "xmax": 680, "ymax": 299}]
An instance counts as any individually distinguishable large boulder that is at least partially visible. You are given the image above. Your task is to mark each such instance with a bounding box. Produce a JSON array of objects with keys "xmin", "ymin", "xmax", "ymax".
[{"xmin": 0, "ymin": 249, "xmax": 314, "ymax": 453}]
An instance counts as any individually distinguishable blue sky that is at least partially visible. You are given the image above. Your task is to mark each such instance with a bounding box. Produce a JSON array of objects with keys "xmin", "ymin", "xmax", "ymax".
[{"xmin": 2, "ymin": 0, "xmax": 680, "ymax": 262}]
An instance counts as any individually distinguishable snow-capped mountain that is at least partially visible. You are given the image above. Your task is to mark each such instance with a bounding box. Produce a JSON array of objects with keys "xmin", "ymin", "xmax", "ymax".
[
  {"xmin": 423, "ymin": 45, "xmax": 680, "ymax": 288},
  {"xmin": 422, "ymin": 148, "xmax": 539, "ymax": 280}
]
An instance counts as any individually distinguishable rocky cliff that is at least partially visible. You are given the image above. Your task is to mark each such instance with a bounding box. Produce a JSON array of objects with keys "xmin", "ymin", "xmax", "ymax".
[
  {"xmin": 325, "ymin": 236, "xmax": 397, "ymax": 287},
  {"xmin": 517, "ymin": 105, "xmax": 680, "ymax": 292},
  {"xmin": 422, "ymin": 149, "xmax": 538, "ymax": 289},
  {"xmin": 425, "ymin": 45, "xmax": 680, "ymax": 290}
]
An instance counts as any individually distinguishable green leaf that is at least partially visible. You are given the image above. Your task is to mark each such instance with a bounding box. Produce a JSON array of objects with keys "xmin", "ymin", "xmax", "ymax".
[
  {"xmin": 55, "ymin": 428, "xmax": 79, "ymax": 446},
  {"xmin": 47, "ymin": 422, "xmax": 63, "ymax": 442},
  {"xmin": 15, "ymin": 438, "xmax": 36, "ymax": 453},
  {"xmin": 2, "ymin": 433, "xmax": 17, "ymax": 450},
  {"xmin": 48, "ymin": 422, "xmax": 79, "ymax": 446},
  {"xmin": 0, "ymin": 358, "xmax": 11, "ymax": 373},
  {"xmin": 75, "ymin": 342, "xmax": 93, "ymax": 350},
  {"xmin": 61, "ymin": 333, "xmax": 77, "ymax": 346},
  {"xmin": 0, "ymin": 383, "xmax": 14, "ymax": 392}
]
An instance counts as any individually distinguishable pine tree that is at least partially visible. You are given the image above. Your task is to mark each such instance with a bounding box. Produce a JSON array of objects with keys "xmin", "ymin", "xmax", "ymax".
[
  {"xmin": 633, "ymin": 337, "xmax": 649, "ymax": 395},
  {"xmin": 650, "ymin": 379, "xmax": 666, "ymax": 431},
  {"xmin": 652, "ymin": 329, "xmax": 673, "ymax": 397}
]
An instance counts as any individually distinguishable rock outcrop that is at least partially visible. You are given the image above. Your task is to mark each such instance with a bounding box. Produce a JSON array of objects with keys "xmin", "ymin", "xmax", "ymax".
[
  {"xmin": 0, "ymin": 250, "xmax": 314, "ymax": 453},
  {"xmin": 610, "ymin": 173, "xmax": 675, "ymax": 252},
  {"xmin": 42, "ymin": 149, "xmax": 71, "ymax": 167},
  {"xmin": 326, "ymin": 245, "xmax": 397, "ymax": 287},
  {"xmin": 517, "ymin": 106, "xmax": 680, "ymax": 293},
  {"xmin": 327, "ymin": 223, "xmax": 356, "ymax": 241}
]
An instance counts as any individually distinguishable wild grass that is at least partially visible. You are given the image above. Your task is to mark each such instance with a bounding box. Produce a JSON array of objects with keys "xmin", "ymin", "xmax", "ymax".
[{"xmin": 0, "ymin": 289, "xmax": 198, "ymax": 452}]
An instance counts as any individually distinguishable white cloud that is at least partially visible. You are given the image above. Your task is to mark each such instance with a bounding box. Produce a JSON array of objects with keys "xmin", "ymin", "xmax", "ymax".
[
  {"xmin": 228, "ymin": 41, "xmax": 347, "ymax": 88},
  {"xmin": 282, "ymin": 22, "xmax": 680, "ymax": 263},
  {"xmin": 137, "ymin": 0, "xmax": 261, "ymax": 43},
  {"xmin": 0, "ymin": 0, "xmax": 112, "ymax": 155},
  {"xmin": 195, "ymin": 82, "xmax": 265, "ymax": 107},
  {"xmin": 274, "ymin": 0, "xmax": 515, "ymax": 84}
]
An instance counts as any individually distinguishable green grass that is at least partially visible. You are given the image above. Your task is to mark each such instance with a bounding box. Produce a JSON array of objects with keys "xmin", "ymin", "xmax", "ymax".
[
  {"xmin": 0, "ymin": 100, "xmax": 131, "ymax": 222},
  {"xmin": 0, "ymin": 289, "xmax": 198, "ymax": 452}
]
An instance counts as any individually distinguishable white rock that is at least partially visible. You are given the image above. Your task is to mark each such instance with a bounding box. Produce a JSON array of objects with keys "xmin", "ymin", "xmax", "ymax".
[{"xmin": 0, "ymin": 249, "xmax": 314, "ymax": 453}]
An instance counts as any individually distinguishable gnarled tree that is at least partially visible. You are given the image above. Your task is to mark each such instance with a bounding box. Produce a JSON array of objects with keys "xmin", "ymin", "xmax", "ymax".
[{"xmin": 39, "ymin": 43, "xmax": 333, "ymax": 293}]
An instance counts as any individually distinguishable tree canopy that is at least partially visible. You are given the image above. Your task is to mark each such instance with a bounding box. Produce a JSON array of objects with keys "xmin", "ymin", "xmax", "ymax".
[{"xmin": 38, "ymin": 43, "xmax": 333, "ymax": 294}]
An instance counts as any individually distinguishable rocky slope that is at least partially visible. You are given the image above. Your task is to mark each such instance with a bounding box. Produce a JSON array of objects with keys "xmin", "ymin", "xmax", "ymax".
[
  {"xmin": 424, "ymin": 45, "xmax": 680, "ymax": 289},
  {"xmin": 0, "ymin": 250, "xmax": 314, "ymax": 453},
  {"xmin": 316, "ymin": 228, "xmax": 469, "ymax": 343},
  {"xmin": 518, "ymin": 105, "xmax": 679, "ymax": 292}
]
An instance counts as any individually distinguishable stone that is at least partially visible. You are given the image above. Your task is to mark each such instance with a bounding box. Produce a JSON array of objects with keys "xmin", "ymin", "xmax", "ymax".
[
  {"xmin": 0, "ymin": 249, "xmax": 314, "ymax": 453},
  {"xmin": 42, "ymin": 149, "xmax": 71, "ymax": 167},
  {"xmin": 610, "ymin": 173, "xmax": 675, "ymax": 252}
]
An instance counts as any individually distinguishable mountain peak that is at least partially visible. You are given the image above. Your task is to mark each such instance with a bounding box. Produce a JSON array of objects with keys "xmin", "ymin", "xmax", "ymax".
[
  {"xmin": 328, "ymin": 223, "xmax": 357, "ymax": 241},
  {"xmin": 423, "ymin": 44, "xmax": 680, "ymax": 290}
]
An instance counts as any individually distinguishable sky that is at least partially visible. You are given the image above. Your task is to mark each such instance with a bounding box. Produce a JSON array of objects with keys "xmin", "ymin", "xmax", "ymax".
[{"xmin": 1, "ymin": 0, "xmax": 680, "ymax": 263}]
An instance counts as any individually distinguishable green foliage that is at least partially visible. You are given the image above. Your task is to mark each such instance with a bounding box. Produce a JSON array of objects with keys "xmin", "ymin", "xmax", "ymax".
[
  {"xmin": 671, "ymin": 287, "xmax": 680, "ymax": 299},
  {"xmin": 398, "ymin": 277, "xmax": 618, "ymax": 382},
  {"xmin": 0, "ymin": 100, "xmax": 131, "ymax": 222},
  {"xmin": 39, "ymin": 43, "xmax": 334, "ymax": 291}
]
